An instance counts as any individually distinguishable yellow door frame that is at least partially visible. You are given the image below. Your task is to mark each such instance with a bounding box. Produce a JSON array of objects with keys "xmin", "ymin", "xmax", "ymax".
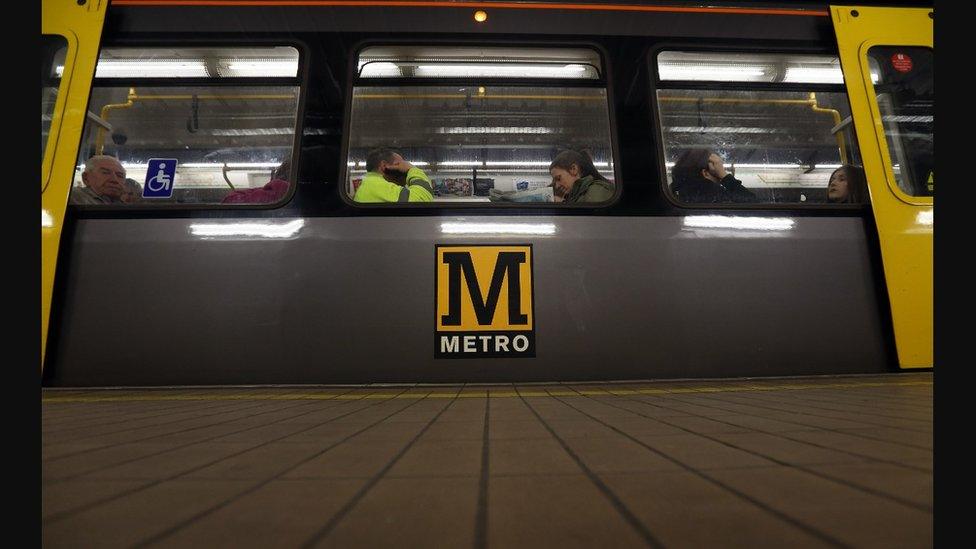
[
  {"xmin": 42, "ymin": 0, "xmax": 108, "ymax": 370},
  {"xmin": 832, "ymin": 5, "xmax": 933, "ymax": 368}
]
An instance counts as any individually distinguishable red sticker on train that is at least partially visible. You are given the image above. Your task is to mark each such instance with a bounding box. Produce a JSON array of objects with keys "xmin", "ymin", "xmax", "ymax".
[{"xmin": 891, "ymin": 53, "xmax": 913, "ymax": 73}]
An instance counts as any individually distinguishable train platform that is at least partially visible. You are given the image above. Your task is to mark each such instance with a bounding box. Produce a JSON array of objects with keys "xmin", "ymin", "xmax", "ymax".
[{"xmin": 42, "ymin": 372, "xmax": 933, "ymax": 548}]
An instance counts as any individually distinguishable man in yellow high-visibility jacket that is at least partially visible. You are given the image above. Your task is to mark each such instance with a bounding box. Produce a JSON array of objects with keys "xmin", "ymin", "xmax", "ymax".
[{"xmin": 353, "ymin": 148, "xmax": 433, "ymax": 203}]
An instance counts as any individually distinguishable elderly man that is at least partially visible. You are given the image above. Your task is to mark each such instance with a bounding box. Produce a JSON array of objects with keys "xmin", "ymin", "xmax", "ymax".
[{"xmin": 71, "ymin": 155, "xmax": 127, "ymax": 204}]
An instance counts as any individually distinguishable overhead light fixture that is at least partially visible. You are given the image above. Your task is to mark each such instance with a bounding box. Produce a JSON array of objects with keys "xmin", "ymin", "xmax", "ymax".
[
  {"xmin": 436, "ymin": 127, "xmax": 556, "ymax": 135},
  {"xmin": 221, "ymin": 59, "xmax": 299, "ymax": 77},
  {"xmin": 783, "ymin": 67, "xmax": 844, "ymax": 84},
  {"xmin": 485, "ymin": 161, "xmax": 552, "ymax": 167},
  {"xmin": 474, "ymin": 10, "xmax": 488, "ymax": 22},
  {"xmin": 413, "ymin": 63, "xmax": 591, "ymax": 79},
  {"xmin": 95, "ymin": 60, "xmax": 210, "ymax": 78},
  {"xmin": 658, "ymin": 64, "xmax": 767, "ymax": 82}
]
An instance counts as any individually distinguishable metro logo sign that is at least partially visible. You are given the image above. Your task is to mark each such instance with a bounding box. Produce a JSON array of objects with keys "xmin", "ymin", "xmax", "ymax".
[{"xmin": 435, "ymin": 245, "xmax": 535, "ymax": 358}]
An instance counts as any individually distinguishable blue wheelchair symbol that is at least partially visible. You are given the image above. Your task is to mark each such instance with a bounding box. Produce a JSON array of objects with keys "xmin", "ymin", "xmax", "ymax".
[{"xmin": 143, "ymin": 159, "xmax": 178, "ymax": 198}]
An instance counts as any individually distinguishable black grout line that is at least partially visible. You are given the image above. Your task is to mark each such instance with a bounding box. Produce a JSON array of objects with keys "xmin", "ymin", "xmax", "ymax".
[
  {"xmin": 664, "ymin": 392, "xmax": 933, "ymax": 452},
  {"xmin": 43, "ymin": 397, "xmax": 277, "ymax": 444},
  {"xmin": 42, "ymin": 398, "xmax": 289, "ymax": 463},
  {"xmin": 474, "ymin": 392, "xmax": 489, "ymax": 549},
  {"xmin": 715, "ymin": 392, "xmax": 932, "ymax": 433},
  {"xmin": 587, "ymin": 395, "xmax": 931, "ymax": 510},
  {"xmin": 131, "ymin": 390, "xmax": 427, "ymax": 548},
  {"xmin": 297, "ymin": 393, "xmax": 460, "ymax": 549},
  {"xmin": 42, "ymin": 395, "xmax": 380, "ymax": 519},
  {"xmin": 43, "ymin": 399, "xmax": 326, "ymax": 481},
  {"xmin": 517, "ymin": 389, "xmax": 664, "ymax": 549},
  {"xmin": 731, "ymin": 391, "xmax": 933, "ymax": 424},
  {"xmin": 548, "ymin": 391, "xmax": 849, "ymax": 549},
  {"xmin": 43, "ymin": 387, "xmax": 363, "ymax": 460},
  {"xmin": 42, "ymin": 399, "xmax": 235, "ymax": 433}
]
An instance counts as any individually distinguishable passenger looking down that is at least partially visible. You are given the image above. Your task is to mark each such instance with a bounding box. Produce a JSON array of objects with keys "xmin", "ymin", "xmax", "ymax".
[
  {"xmin": 120, "ymin": 178, "xmax": 143, "ymax": 204},
  {"xmin": 222, "ymin": 157, "xmax": 292, "ymax": 204},
  {"xmin": 353, "ymin": 148, "xmax": 433, "ymax": 203},
  {"xmin": 70, "ymin": 155, "xmax": 127, "ymax": 205},
  {"xmin": 549, "ymin": 149, "xmax": 614, "ymax": 203},
  {"xmin": 826, "ymin": 165, "xmax": 868, "ymax": 204},
  {"xmin": 670, "ymin": 149, "xmax": 756, "ymax": 203}
]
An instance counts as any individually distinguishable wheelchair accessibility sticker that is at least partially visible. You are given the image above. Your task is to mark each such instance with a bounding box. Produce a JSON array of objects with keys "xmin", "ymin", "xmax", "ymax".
[{"xmin": 143, "ymin": 158, "xmax": 177, "ymax": 198}]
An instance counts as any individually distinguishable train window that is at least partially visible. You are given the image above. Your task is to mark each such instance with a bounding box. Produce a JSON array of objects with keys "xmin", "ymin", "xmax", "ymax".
[
  {"xmin": 69, "ymin": 46, "xmax": 301, "ymax": 207},
  {"xmin": 346, "ymin": 46, "xmax": 616, "ymax": 205},
  {"xmin": 41, "ymin": 35, "xmax": 67, "ymax": 164},
  {"xmin": 867, "ymin": 47, "xmax": 933, "ymax": 197},
  {"xmin": 654, "ymin": 51, "xmax": 865, "ymax": 205}
]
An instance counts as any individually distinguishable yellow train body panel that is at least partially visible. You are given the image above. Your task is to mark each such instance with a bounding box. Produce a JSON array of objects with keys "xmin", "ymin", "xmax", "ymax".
[
  {"xmin": 832, "ymin": 5, "xmax": 933, "ymax": 369},
  {"xmin": 41, "ymin": 0, "xmax": 107, "ymax": 368}
]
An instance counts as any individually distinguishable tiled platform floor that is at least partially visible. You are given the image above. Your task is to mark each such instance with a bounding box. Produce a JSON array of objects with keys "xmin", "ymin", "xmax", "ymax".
[{"xmin": 42, "ymin": 373, "xmax": 933, "ymax": 548}]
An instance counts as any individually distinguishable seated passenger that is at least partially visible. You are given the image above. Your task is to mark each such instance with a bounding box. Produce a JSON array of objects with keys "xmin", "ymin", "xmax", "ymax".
[
  {"xmin": 222, "ymin": 157, "xmax": 291, "ymax": 204},
  {"xmin": 120, "ymin": 178, "xmax": 143, "ymax": 204},
  {"xmin": 353, "ymin": 148, "xmax": 433, "ymax": 203},
  {"xmin": 70, "ymin": 155, "xmax": 126, "ymax": 205},
  {"xmin": 549, "ymin": 149, "xmax": 613, "ymax": 203},
  {"xmin": 670, "ymin": 149, "xmax": 756, "ymax": 203},
  {"xmin": 826, "ymin": 165, "xmax": 868, "ymax": 203}
]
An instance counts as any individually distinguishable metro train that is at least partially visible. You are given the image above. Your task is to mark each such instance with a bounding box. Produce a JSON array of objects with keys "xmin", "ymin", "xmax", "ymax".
[{"xmin": 41, "ymin": 0, "xmax": 933, "ymax": 385}]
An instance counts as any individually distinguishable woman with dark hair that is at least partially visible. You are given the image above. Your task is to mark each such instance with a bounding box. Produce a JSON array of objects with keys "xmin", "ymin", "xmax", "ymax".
[
  {"xmin": 670, "ymin": 148, "xmax": 756, "ymax": 203},
  {"xmin": 826, "ymin": 165, "xmax": 868, "ymax": 203},
  {"xmin": 549, "ymin": 149, "xmax": 614, "ymax": 203}
]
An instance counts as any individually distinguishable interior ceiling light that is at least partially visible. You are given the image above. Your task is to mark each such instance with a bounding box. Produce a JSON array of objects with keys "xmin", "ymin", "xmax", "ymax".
[
  {"xmin": 474, "ymin": 10, "xmax": 488, "ymax": 22},
  {"xmin": 221, "ymin": 59, "xmax": 299, "ymax": 77},
  {"xmin": 95, "ymin": 60, "xmax": 209, "ymax": 78}
]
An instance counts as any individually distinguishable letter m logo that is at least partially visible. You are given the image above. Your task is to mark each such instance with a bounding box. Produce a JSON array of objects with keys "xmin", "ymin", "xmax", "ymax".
[{"xmin": 436, "ymin": 245, "xmax": 533, "ymax": 332}]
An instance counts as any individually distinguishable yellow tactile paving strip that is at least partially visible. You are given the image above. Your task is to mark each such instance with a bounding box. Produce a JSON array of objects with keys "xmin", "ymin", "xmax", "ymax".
[{"xmin": 41, "ymin": 374, "xmax": 932, "ymax": 403}]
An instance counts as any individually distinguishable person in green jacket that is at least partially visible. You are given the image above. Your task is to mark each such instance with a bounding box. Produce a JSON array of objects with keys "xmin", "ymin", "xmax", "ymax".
[
  {"xmin": 549, "ymin": 149, "xmax": 614, "ymax": 203},
  {"xmin": 353, "ymin": 148, "xmax": 433, "ymax": 203}
]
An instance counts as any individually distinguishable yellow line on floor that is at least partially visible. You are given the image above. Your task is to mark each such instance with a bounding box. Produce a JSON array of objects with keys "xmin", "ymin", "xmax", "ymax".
[{"xmin": 41, "ymin": 380, "xmax": 932, "ymax": 403}]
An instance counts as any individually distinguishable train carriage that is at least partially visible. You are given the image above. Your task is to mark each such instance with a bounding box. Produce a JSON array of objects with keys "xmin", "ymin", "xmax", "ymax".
[{"xmin": 41, "ymin": 0, "xmax": 933, "ymax": 385}]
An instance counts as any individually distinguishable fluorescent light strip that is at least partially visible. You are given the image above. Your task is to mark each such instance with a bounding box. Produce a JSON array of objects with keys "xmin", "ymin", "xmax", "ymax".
[
  {"xmin": 222, "ymin": 60, "xmax": 298, "ymax": 77},
  {"xmin": 210, "ymin": 128, "xmax": 294, "ymax": 136},
  {"xmin": 440, "ymin": 222, "xmax": 556, "ymax": 235},
  {"xmin": 783, "ymin": 67, "xmax": 844, "ymax": 84},
  {"xmin": 664, "ymin": 162, "xmax": 841, "ymax": 170},
  {"xmin": 659, "ymin": 65, "xmax": 767, "ymax": 81},
  {"xmin": 668, "ymin": 126, "xmax": 776, "ymax": 134},
  {"xmin": 414, "ymin": 64, "xmax": 589, "ymax": 78},
  {"xmin": 882, "ymin": 115, "xmax": 933, "ymax": 123},
  {"xmin": 190, "ymin": 219, "xmax": 305, "ymax": 238},
  {"xmin": 683, "ymin": 216, "xmax": 795, "ymax": 231},
  {"xmin": 436, "ymin": 127, "xmax": 557, "ymax": 135},
  {"xmin": 95, "ymin": 60, "xmax": 209, "ymax": 78}
]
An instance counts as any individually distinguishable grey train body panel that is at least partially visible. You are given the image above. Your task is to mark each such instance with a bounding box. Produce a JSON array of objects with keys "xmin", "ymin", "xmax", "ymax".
[{"xmin": 47, "ymin": 215, "xmax": 889, "ymax": 386}]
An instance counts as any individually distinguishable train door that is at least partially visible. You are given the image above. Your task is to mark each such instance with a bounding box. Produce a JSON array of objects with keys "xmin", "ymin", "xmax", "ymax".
[
  {"xmin": 832, "ymin": 5, "xmax": 933, "ymax": 369},
  {"xmin": 41, "ymin": 0, "xmax": 108, "ymax": 369}
]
